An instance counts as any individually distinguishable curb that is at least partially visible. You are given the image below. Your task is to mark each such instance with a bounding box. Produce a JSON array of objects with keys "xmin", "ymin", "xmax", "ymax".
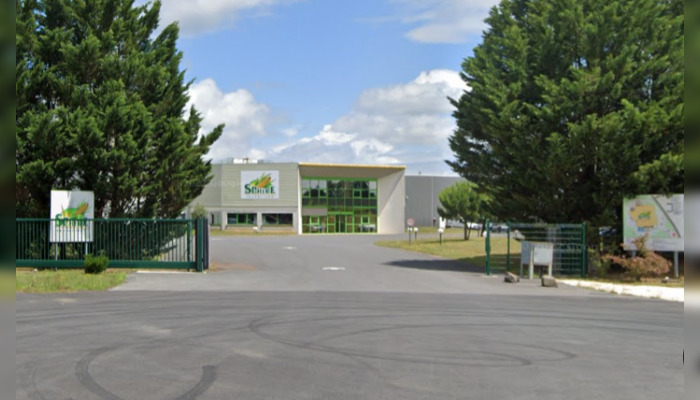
[{"xmin": 559, "ymin": 279, "xmax": 684, "ymax": 302}]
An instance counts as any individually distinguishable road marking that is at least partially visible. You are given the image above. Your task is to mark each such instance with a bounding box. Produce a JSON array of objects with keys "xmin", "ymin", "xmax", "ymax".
[
  {"xmin": 282, "ymin": 246, "xmax": 297, "ymax": 250},
  {"xmin": 322, "ymin": 266, "xmax": 346, "ymax": 271}
]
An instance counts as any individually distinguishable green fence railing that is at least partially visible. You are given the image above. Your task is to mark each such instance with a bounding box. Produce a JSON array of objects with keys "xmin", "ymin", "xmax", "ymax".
[
  {"xmin": 484, "ymin": 220, "xmax": 586, "ymax": 278},
  {"xmin": 16, "ymin": 218, "xmax": 208, "ymax": 271}
]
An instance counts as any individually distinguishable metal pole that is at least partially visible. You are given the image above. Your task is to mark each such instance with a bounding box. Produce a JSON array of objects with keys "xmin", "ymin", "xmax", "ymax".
[
  {"xmin": 485, "ymin": 219, "xmax": 491, "ymax": 276},
  {"xmin": 408, "ymin": 228, "xmax": 412, "ymax": 245},
  {"xmin": 580, "ymin": 222, "xmax": 587, "ymax": 278},
  {"xmin": 673, "ymin": 251, "xmax": 679, "ymax": 279},
  {"xmin": 506, "ymin": 224, "xmax": 511, "ymax": 273}
]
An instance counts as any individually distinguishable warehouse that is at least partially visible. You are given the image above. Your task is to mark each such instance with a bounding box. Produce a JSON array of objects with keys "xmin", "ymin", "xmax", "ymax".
[
  {"xmin": 404, "ymin": 175, "xmax": 466, "ymax": 227},
  {"xmin": 188, "ymin": 160, "xmax": 406, "ymax": 234}
]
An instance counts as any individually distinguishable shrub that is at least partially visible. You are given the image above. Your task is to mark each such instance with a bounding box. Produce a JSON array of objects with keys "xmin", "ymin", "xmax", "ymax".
[
  {"xmin": 191, "ymin": 204, "xmax": 207, "ymax": 220},
  {"xmin": 84, "ymin": 253, "xmax": 109, "ymax": 275},
  {"xmin": 603, "ymin": 235, "xmax": 670, "ymax": 280}
]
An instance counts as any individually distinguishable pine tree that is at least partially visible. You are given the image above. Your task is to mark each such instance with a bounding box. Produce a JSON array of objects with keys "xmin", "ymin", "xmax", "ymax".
[
  {"xmin": 16, "ymin": 0, "xmax": 223, "ymax": 218},
  {"xmin": 448, "ymin": 0, "xmax": 683, "ymax": 229}
]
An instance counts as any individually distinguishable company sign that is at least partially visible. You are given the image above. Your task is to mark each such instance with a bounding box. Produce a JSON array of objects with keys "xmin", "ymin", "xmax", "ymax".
[
  {"xmin": 623, "ymin": 194, "xmax": 683, "ymax": 252},
  {"xmin": 241, "ymin": 171, "xmax": 279, "ymax": 199},
  {"xmin": 50, "ymin": 190, "xmax": 95, "ymax": 242}
]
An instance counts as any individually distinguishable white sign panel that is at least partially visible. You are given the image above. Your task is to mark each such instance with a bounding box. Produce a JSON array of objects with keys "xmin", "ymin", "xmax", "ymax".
[
  {"xmin": 241, "ymin": 171, "xmax": 280, "ymax": 200},
  {"xmin": 50, "ymin": 190, "xmax": 95, "ymax": 242},
  {"xmin": 623, "ymin": 194, "xmax": 684, "ymax": 252}
]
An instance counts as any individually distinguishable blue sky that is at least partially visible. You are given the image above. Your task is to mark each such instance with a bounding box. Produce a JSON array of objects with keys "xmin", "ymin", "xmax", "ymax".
[{"xmin": 156, "ymin": 0, "xmax": 500, "ymax": 175}]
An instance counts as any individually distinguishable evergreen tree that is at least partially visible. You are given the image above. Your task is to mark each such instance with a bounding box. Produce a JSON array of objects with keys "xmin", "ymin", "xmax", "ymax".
[
  {"xmin": 16, "ymin": 0, "xmax": 223, "ymax": 218},
  {"xmin": 448, "ymin": 0, "xmax": 683, "ymax": 229}
]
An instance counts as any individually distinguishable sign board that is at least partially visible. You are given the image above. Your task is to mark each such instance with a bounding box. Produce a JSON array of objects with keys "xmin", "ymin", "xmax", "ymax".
[
  {"xmin": 623, "ymin": 194, "xmax": 683, "ymax": 251},
  {"xmin": 439, "ymin": 217, "xmax": 446, "ymax": 230},
  {"xmin": 241, "ymin": 171, "xmax": 279, "ymax": 200},
  {"xmin": 50, "ymin": 190, "xmax": 94, "ymax": 242},
  {"xmin": 407, "ymin": 218, "xmax": 415, "ymax": 227},
  {"xmin": 532, "ymin": 243, "xmax": 554, "ymax": 265}
]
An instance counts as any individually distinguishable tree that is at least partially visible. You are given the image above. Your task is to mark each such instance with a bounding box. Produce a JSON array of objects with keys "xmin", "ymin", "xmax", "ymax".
[
  {"xmin": 16, "ymin": 0, "xmax": 223, "ymax": 218},
  {"xmin": 448, "ymin": 0, "xmax": 683, "ymax": 232},
  {"xmin": 437, "ymin": 181, "xmax": 490, "ymax": 240}
]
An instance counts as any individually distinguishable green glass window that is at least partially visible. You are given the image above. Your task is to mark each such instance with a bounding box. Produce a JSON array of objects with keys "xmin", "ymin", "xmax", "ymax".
[
  {"xmin": 227, "ymin": 213, "xmax": 256, "ymax": 225},
  {"xmin": 300, "ymin": 177, "xmax": 378, "ymax": 234}
]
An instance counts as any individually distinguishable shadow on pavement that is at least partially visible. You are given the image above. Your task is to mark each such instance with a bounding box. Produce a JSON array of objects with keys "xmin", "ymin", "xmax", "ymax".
[{"xmin": 384, "ymin": 259, "xmax": 484, "ymax": 274}]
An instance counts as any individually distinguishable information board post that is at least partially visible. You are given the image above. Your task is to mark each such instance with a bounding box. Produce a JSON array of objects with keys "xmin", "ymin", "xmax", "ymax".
[{"xmin": 673, "ymin": 252, "xmax": 679, "ymax": 278}]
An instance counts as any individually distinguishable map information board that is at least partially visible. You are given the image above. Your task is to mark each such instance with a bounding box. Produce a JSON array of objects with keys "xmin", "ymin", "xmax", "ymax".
[{"xmin": 623, "ymin": 194, "xmax": 683, "ymax": 252}]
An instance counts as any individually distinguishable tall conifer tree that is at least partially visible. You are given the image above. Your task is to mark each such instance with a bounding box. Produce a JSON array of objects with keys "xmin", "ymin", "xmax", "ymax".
[
  {"xmin": 449, "ymin": 0, "xmax": 683, "ymax": 228},
  {"xmin": 16, "ymin": 0, "xmax": 223, "ymax": 218}
]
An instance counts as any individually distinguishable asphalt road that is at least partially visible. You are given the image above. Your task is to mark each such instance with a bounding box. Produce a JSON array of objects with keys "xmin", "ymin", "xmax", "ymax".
[{"xmin": 16, "ymin": 235, "xmax": 684, "ymax": 400}]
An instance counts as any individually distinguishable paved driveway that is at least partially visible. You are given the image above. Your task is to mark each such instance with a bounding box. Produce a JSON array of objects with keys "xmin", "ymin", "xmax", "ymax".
[{"xmin": 16, "ymin": 235, "xmax": 684, "ymax": 400}]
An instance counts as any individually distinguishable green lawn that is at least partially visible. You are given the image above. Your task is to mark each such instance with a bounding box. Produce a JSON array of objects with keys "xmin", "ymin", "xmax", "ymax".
[
  {"xmin": 16, "ymin": 269, "xmax": 128, "ymax": 293},
  {"xmin": 209, "ymin": 228, "xmax": 296, "ymax": 236},
  {"xmin": 375, "ymin": 235, "xmax": 517, "ymax": 270}
]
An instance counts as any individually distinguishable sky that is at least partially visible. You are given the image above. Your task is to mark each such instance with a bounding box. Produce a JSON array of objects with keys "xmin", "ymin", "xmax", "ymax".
[{"xmin": 155, "ymin": 0, "xmax": 500, "ymax": 175}]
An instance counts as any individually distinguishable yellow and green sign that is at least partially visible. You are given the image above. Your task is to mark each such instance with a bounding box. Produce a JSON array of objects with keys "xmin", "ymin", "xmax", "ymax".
[{"xmin": 241, "ymin": 171, "xmax": 279, "ymax": 199}]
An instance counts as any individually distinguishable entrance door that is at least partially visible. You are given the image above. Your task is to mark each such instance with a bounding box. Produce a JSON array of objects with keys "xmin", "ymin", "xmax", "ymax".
[
  {"xmin": 335, "ymin": 215, "xmax": 345, "ymax": 233},
  {"xmin": 330, "ymin": 213, "xmax": 350, "ymax": 233}
]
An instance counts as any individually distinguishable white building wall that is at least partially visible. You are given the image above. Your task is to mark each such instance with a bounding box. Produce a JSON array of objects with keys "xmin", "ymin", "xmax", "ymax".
[{"xmin": 378, "ymin": 169, "xmax": 406, "ymax": 234}]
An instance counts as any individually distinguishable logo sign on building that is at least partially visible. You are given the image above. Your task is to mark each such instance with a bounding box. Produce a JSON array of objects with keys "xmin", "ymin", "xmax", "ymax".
[
  {"xmin": 241, "ymin": 171, "xmax": 279, "ymax": 199},
  {"xmin": 50, "ymin": 190, "xmax": 95, "ymax": 242},
  {"xmin": 623, "ymin": 194, "xmax": 683, "ymax": 252}
]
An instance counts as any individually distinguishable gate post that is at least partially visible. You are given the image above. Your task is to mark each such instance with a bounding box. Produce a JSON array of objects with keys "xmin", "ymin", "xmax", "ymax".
[
  {"xmin": 580, "ymin": 222, "xmax": 587, "ymax": 278},
  {"xmin": 196, "ymin": 218, "xmax": 204, "ymax": 272},
  {"xmin": 485, "ymin": 219, "xmax": 491, "ymax": 276},
  {"xmin": 506, "ymin": 223, "xmax": 511, "ymax": 273}
]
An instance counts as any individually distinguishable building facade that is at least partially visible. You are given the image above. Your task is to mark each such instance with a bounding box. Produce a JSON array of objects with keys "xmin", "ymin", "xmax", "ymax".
[
  {"xmin": 404, "ymin": 175, "xmax": 466, "ymax": 227},
  {"xmin": 188, "ymin": 161, "xmax": 406, "ymax": 234}
]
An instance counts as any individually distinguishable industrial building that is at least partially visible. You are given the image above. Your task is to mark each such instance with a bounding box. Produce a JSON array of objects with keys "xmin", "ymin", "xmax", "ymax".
[
  {"xmin": 188, "ymin": 159, "xmax": 463, "ymax": 234},
  {"xmin": 188, "ymin": 160, "xmax": 406, "ymax": 234},
  {"xmin": 404, "ymin": 175, "xmax": 466, "ymax": 227}
]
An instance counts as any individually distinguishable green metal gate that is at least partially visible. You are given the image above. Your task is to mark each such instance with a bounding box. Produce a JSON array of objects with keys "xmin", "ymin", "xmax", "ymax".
[
  {"xmin": 484, "ymin": 220, "xmax": 586, "ymax": 278},
  {"xmin": 16, "ymin": 218, "xmax": 209, "ymax": 271}
]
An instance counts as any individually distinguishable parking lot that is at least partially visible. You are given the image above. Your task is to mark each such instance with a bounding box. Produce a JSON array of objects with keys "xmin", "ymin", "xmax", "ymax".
[{"xmin": 16, "ymin": 235, "xmax": 684, "ymax": 400}]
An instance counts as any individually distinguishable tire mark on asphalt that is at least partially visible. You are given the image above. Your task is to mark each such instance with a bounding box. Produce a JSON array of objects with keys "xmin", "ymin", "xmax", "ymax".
[
  {"xmin": 76, "ymin": 346, "xmax": 128, "ymax": 400},
  {"xmin": 171, "ymin": 366, "xmax": 217, "ymax": 400},
  {"xmin": 76, "ymin": 345, "xmax": 218, "ymax": 400},
  {"xmin": 248, "ymin": 315, "xmax": 535, "ymax": 367},
  {"xmin": 19, "ymin": 362, "xmax": 50, "ymax": 400}
]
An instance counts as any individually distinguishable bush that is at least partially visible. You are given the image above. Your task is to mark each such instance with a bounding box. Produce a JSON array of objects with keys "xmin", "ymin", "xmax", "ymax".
[
  {"xmin": 192, "ymin": 204, "xmax": 207, "ymax": 220},
  {"xmin": 603, "ymin": 235, "xmax": 670, "ymax": 281},
  {"xmin": 84, "ymin": 253, "xmax": 109, "ymax": 275}
]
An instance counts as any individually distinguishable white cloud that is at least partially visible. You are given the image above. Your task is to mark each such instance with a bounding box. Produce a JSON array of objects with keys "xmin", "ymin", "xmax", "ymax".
[
  {"xmin": 263, "ymin": 69, "xmax": 466, "ymax": 171},
  {"xmin": 158, "ymin": 0, "xmax": 300, "ymax": 37},
  {"xmin": 334, "ymin": 69, "xmax": 467, "ymax": 146},
  {"xmin": 391, "ymin": 0, "xmax": 500, "ymax": 43},
  {"xmin": 187, "ymin": 78, "xmax": 270, "ymax": 160}
]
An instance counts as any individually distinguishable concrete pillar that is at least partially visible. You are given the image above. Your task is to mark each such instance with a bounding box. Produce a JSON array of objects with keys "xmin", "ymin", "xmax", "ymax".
[{"xmin": 220, "ymin": 211, "xmax": 227, "ymax": 230}]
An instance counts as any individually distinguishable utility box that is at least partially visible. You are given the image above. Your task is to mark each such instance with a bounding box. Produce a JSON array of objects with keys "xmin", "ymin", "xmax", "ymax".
[{"xmin": 520, "ymin": 241, "xmax": 554, "ymax": 279}]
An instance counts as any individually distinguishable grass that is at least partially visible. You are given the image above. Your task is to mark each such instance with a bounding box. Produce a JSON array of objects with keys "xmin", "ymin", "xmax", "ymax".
[
  {"xmin": 16, "ymin": 269, "xmax": 128, "ymax": 293},
  {"xmin": 375, "ymin": 235, "xmax": 516, "ymax": 269},
  {"xmin": 210, "ymin": 228, "xmax": 296, "ymax": 236}
]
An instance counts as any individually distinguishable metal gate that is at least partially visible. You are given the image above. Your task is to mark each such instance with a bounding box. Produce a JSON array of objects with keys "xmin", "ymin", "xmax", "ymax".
[
  {"xmin": 484, "ymin": 220, "xmax": 586, "ymax": 277},
  {"xmin": 16, "ymin": 218, "xmax": 210, "ymax": 272}
]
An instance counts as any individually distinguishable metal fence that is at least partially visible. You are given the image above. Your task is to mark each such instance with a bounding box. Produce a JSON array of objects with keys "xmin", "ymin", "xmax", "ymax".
[
  {"xmin": 484, "ymin": 220, "xmax": 586, "ymax": 278},
  {"xmin": 16, "ymin": 218, "xmax": 209, "ymax": 271}
]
